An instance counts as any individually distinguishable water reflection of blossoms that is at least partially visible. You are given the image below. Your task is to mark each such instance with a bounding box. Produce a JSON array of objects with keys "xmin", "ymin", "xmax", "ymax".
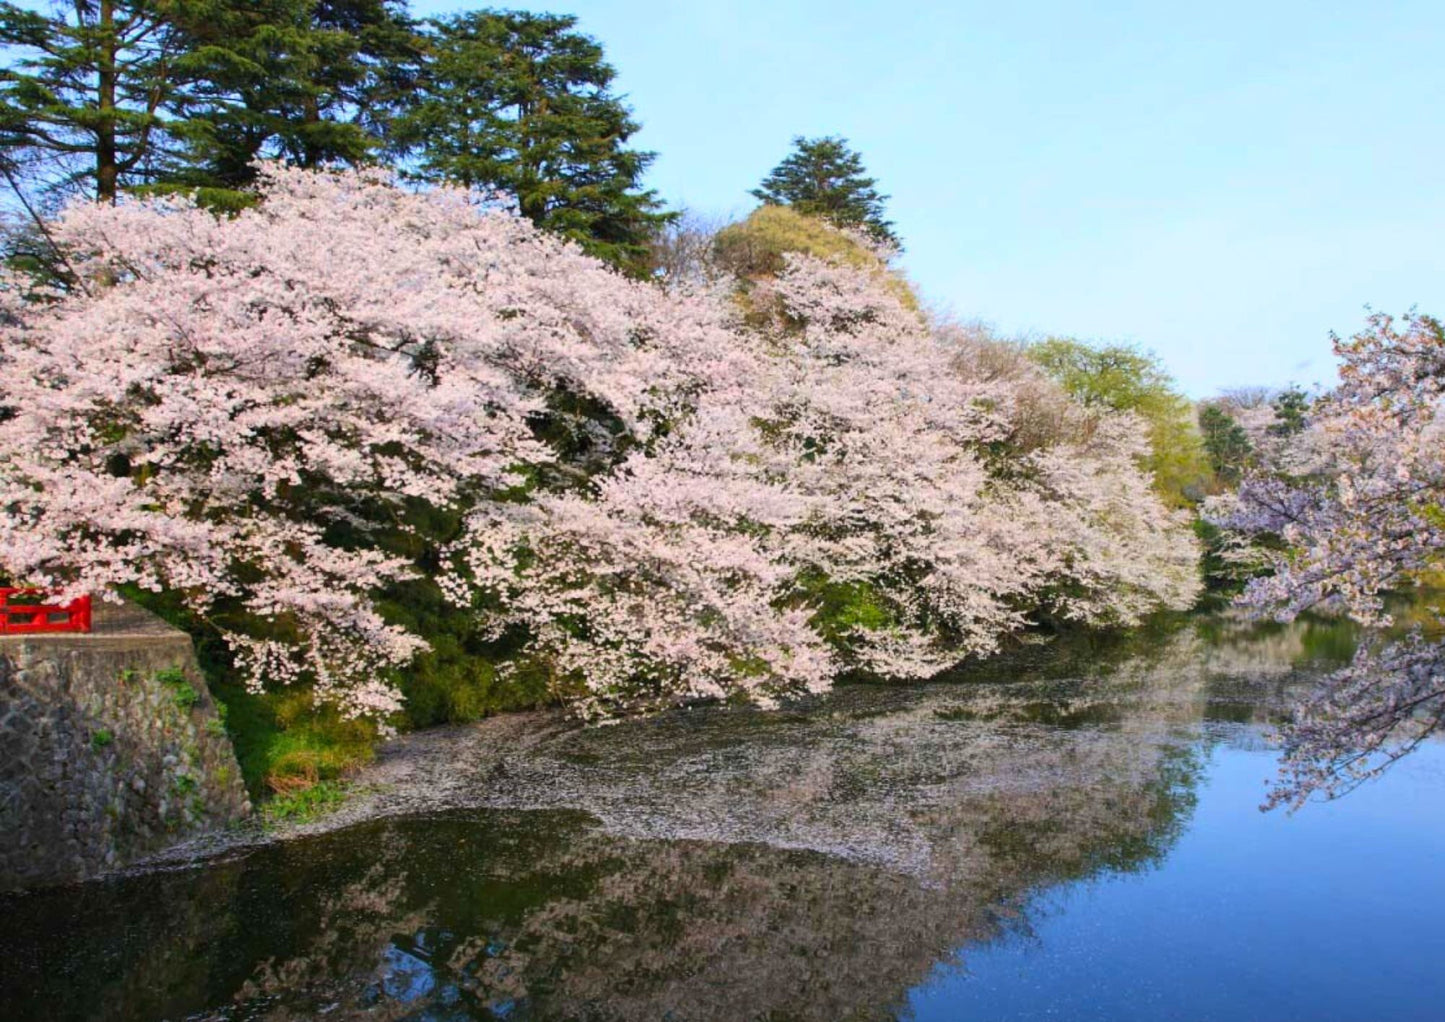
[{"xmin": 3, "ymin": 611, "xmax": 1367, "ymax": 1022}]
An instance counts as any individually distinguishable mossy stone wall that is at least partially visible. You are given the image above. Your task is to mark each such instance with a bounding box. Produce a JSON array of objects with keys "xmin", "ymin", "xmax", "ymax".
[{"xmin": 0, "ymin": 602, "xmax": 250, "ymax": 891}]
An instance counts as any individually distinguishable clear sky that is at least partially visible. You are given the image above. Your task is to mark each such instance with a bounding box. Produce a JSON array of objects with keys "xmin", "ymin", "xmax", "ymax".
[{"xmin": 418, "ymin": 2, "xmax": 1443, "ymax": 396}]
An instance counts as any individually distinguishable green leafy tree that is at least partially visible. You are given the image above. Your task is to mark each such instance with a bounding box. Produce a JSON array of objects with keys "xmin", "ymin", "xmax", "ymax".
[
  {"xmin": 0, "ymin": 0, "xmax": 194, "ymax": 203},
  {"xmin": 392, "ymin": 10, "xmax": 669, "ymax": 276},
  {"xmin": 1028, "ymin": 338, "xmax": 1212, "ymax": 506},
  {"xmin": 751, "ymin": 135, "xmax": 899, "ymax": 248},
  {"xmin": 1198, "ymin": 404, "xmax": 1253, "ymax": 485}
]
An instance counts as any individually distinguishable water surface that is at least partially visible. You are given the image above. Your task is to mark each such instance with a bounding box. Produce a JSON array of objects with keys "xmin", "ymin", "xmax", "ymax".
[{"xmin": 2, "ymin": 610, "xmax": 1443, "ymax": 1021}]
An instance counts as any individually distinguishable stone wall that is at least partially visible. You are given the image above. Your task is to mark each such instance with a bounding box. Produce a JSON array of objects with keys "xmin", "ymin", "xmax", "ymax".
[{"xmin": 0, "ymin": 602, "xmax": 250, "ymax": 892}]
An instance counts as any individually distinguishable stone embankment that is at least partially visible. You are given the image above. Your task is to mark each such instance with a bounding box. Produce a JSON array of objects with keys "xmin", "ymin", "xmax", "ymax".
[{"xmin": 0, "ymin": 601, "xmax": 250, "ymax": 891}]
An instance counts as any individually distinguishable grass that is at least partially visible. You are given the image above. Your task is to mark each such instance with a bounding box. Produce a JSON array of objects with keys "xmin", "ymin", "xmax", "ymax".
[
  {"xmin": 90, "ymin": 728, "xmax": 114, "ymax": 751},
  {"xmin": 262, "ymin": 780, "xmax": 349, "ymax": 825},
  {"xmin": 213, "ymin": 681, "xmax": 375, "ymax": 801},
  {"xmin": 152, "ymin": 665, "xmax": 201, "ymax": 711}
]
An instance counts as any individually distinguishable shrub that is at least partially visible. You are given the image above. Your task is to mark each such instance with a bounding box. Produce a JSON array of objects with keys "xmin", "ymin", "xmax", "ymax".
[{"xmin": 713, "ymin": 205, "xmax": 919, "ymax": 312}]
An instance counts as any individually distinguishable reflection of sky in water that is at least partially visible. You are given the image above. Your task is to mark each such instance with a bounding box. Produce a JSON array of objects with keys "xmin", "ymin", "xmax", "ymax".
[
  {"xmin": 910, "ymin": 740, "xmax": 1445, "ymax": 1021},
  {"xmin": 377, "ymin": 941, "xmax": 438, "ymax": 1004}
]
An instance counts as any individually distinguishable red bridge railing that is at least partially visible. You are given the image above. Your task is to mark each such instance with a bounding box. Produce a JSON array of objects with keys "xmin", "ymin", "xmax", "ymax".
[{"xmin": 0, "ymin": 588, "xmax": 93, "ymax": 635}]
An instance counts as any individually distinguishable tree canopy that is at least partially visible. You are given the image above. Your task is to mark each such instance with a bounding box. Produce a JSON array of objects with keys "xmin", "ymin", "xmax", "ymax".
[
  {"xmin": 0, "ymin": 2, "xmax": 668, "ymax": 273},
  {"xmin": 392, "ymin": 10, "xmax": 669, "ymax": 276},
  {"xmin": 0, "ymin": 164, "xmax": 1199, "ymax": 722},
  {"xmin": 160, "ymin": 0, "xmax": 420, "ymax": 206},
  {"xmin": 0, "ymin": 0, "xmax": 189, "ymax": 203},
  {"xmin": 1027, "ymin": 338, "xmax": 1211, "ymax": 507}
]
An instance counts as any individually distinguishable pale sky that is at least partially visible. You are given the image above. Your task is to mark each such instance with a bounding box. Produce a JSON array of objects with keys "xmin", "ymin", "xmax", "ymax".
[{"xmin": 415, "ymin": 0, "xmax": 1445, "ymax": 397}]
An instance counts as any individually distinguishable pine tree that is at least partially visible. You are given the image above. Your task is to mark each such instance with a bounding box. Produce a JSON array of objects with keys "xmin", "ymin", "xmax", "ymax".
[
  {"xmin": 392, "ymin": 10, "xmax": 670, "ymax": 276},
  {"xmin": 1199, "ymin": 404, "xmax": 1254, "ymax": 485},
  {"xmin": 0, "ymin": 0, "xmax": 194, "ymax": 203},
  {"xmin": 751, "ymin": 135, "xmax": 899, "ymax": 248},
  {"xmin": 161, "ymin": 0, "xmax": 420, "ymax": 207},
  {"xmin": 1268, "ymin": 385, "xmax": 1310, "ymax": 437}
]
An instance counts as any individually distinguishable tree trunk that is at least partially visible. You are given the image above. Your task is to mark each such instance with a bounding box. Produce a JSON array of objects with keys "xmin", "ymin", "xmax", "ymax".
[{"xmin": 96, "ymin": 0, "xmax": 119, "ymax": 203}]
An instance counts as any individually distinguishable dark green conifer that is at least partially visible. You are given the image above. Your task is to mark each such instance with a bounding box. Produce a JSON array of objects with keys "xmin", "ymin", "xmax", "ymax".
[
  {"xmin": 393, "ymin": 10, "xmax": 670, "ymax": 276},
  {"xmin": 752, "ymin": 135, "xmax": 899, "ymax": 247}
]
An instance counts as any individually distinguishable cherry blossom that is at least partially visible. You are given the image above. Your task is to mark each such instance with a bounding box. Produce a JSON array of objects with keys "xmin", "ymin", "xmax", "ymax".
[
  {"xmin": 3, "ymin": 165, "xmax": 1202, "ymax": 722},
  {"xmin": 1209, "ymin": 311, "xmax": 1445, "ymax": 806},
  {"xmin": 0, "ymin": 165, "xmax": 732, "ymax": 720}
]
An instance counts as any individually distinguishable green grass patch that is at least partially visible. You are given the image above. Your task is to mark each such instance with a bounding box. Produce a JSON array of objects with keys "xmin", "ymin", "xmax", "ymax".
[
  {"xmin": 262, "ymin": 780, "xmax": 348, "ymax": 825},
  {"xmin": 212, "ymin": 682, "xmax": 376, "ymax": 801},
  {"xmin": 90, "ymin": 728, "xmax": 114, "ymax": 751}
]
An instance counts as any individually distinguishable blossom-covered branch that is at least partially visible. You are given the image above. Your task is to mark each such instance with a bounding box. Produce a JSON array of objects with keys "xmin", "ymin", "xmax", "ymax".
[{"xmin": 1209, "ymin": 311, "xmax": 1445, "ymax": 806}]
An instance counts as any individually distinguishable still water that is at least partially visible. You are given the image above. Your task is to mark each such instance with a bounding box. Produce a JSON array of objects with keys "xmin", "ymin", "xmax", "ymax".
[{"xmin": 2, "ymin": 610, "xmax": 1443, "ymax": 1021}]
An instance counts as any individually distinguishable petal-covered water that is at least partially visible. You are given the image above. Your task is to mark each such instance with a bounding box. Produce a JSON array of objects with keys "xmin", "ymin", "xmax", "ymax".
[{"xmin": 2, "ymin": 610, "xmax": 1442, "ymax": 1021}]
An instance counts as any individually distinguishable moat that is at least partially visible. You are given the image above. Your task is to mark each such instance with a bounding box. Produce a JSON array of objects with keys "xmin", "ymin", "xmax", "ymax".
[{"xmin": 3, "ymin": 608, "xmax": 1443, "ymax": 1021}]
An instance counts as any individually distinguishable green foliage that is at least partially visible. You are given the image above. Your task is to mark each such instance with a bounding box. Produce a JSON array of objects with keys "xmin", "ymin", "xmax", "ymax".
[
  {"xmin": 1028, "ymin": 337, "xmax": 1212, "ymax": 506},
  {"xmin": 154, "ymin": 665, "xmax": 188, "ymax": 686},
  {"xmin": 154, "ymin": 665, "xmax": 200, "ymax": 710},
  {"xmin": 795, "ymin": 573, "xmax": 898, "ymax": 650},
  {"xmin": 1198, "ymin": 404, "xmax": 1253, "ymax": 485},
  {"xmin": 90, "ymin": 728, "xmax": 114, "ymax": 751},
  {"xmin": 0, "ymin": 0, "xmax": 419, "ymax": 211},
  {"xmin": 205, "ymin": 700, "xmax": 229, "ymax": 737},
  {"xmin": 217, "ymin": 683, "xmax": 376, "ymax": 799},
  {"xmin": 1191, "ymin": 516, "xmax": 1269, "ymax": 598},
  {"xmin": 1269, "ymin": 385, "xmax": 1310, "ymax": 437},
  {"xmin": 0, "ymin": 0, "xmax": 184, "ymax": 202},
  {"xmin": 159, "ymin": 0, "xmax": 420, "ymax": 205},
  {"xmin": 379, "ymin": 577, "xmax": 554, "ymax": 729},
  {"xmin": 173, "ymin": 773, "xmax": 198, "ymax": 795},
  {"xmin": 713, "ymin": 205, "xmax": 918, "ymax": 313},
  {"xmin": 262, "ymin": 779, "xmax": 348, "ymax": 825},
  {"xmin": 752, "ymin": 135, "xmax": 899, "ymax": 247},
  {"xmin": 392, "ymin": 9, "xmax": 669, "ymax": 276}
]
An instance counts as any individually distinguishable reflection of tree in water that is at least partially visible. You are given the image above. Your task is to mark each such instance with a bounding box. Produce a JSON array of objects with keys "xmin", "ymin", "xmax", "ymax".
[{"xmin": 0, "ymin": 611, "xmax": 1359, "ymax": 1022}]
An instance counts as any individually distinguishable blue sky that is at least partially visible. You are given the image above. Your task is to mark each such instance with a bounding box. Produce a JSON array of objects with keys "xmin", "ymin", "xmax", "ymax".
[{"xmin": 415, "ymin": 1, "xmax": 1445, "ymax": 397}]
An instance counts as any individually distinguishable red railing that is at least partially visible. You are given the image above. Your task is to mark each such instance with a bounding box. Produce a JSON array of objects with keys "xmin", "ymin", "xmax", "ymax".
[{"xmin": 0, "ymin": 588, "xmax": 93, "ymax": 634}]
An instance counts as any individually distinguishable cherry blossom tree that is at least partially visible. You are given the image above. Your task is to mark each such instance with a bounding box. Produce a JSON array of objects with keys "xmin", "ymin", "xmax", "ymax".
[
  {"xmin": 1209, "ymin": 311, "xmax": 1445, "ymax": 807},
  {"xmin": 0, "ymin": 164, "xmax": 732, "ymax": 721},
  {"xmin": 468, "ymin": 247, "xmax": 1201, "ymax": 715},
  {"xmin": 3, "ymin": 166, "xmax": 1202, "ymax": 724}
]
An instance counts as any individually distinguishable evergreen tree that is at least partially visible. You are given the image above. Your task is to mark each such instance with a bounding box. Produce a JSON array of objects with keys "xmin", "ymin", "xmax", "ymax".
[
  {"xmin": 1198, "ymin": 404, "xmax": 1254, "ymax": 485},
  {"xmin": 161, "ymin": 0, "xmax": 420, "ymax": 206},
  {"xmin": 392, "ymin": 10, "xmax": 669, "ymax": 276},
  {"xmin": 1268, "ymin": 384, "xmax": 1310, "ymax": 437},
  {"xmin": 0, "ymin": 0, "xmax": 195, "ymax": 203},
  {"xmin": 751, "ymin": 135, "xmax": 899, "ymax": 248}
]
